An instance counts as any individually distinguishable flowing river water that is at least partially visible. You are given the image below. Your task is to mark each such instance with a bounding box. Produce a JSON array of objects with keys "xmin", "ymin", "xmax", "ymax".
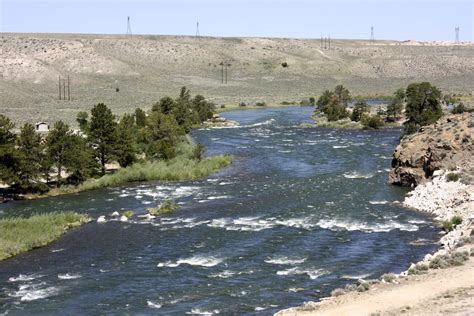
[{"xmin": 0, "ymin": 106, "xmax": 439, "ymax": 315}]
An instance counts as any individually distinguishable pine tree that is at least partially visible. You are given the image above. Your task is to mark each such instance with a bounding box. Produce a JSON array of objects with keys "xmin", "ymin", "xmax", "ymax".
[
  {"xmin": 351, "ymin": 99, "xmax": 369, "ymax": 122},
  {"xmin": 76, "ymin": 111, "xmax": 89, "ymax": 132},
  {"xmin": 115, "ymin": 114, "xmax": 137, "ymax": 168},
  {"xmin": 46, "ymin": 121, "xmax": 72, "ymax": 187},
  {"xmin": 88, "ymin": 103, "xmax": 117, "ymax": 175},
  {"xmin": 16, "ymin": 123, "xmax": 42, "ymax": 189},
  {"xmin": 145, "ymin": 112, "xmax": 182, "ymax": 160},
  {"xmin": 192, "ymin": 95, "xmax": 215, "ymax": 123},
  {"xmin": 0, "ymin": 114, "xmax": 19, "ymax": 185},
  {"xmin": 135, "ymin": 108, "xmax": 147, "ymax": 128},
  {"xmin": 152, "ymin": 97, "xmax": 174, "ymax": 115}
]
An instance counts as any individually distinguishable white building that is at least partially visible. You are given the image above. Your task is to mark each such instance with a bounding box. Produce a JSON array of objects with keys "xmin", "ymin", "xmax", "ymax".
[{"xmin": 35, "ymin": 122, "xmax": 49, "ymax": 133}]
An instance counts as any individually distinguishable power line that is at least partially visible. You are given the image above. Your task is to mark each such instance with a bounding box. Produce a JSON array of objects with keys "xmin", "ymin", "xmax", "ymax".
[{"xmin": 126, "ymin": 16, "xmax": 132, "ymax": 39}]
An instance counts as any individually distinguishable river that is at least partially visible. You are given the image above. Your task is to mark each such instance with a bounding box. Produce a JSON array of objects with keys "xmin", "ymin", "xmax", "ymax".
[{"xmin": 0, "ymin": 106, "xmax": 439, "ymax": 315}]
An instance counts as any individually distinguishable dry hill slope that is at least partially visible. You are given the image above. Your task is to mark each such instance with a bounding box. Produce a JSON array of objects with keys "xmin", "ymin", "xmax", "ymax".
[{"xmin": 1, "ymin": 33, "xmax": 474, "ymax": 125}]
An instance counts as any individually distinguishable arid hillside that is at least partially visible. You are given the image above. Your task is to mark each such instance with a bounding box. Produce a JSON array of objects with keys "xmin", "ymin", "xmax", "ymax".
[{"xmin": 1, "ymin": 33, "xmax": 474, "ymax": 125}]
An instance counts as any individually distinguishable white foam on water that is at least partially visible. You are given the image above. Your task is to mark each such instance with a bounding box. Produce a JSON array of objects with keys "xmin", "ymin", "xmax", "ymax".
[
  {"xmin": 277, "ymin": 267, "xmax": 328, "ymax": 280},
  {"xmin": 173, "ymin": 186, "xmax": 199, "ymax": 198},
  {"xmin": 343, "ymin": 171, "xmax": 374, "ymax": 179},
  {"xmin": 218, "ymin": 182, "xmax": 233, "ymax": 185},
  {"xmin": 246, "ymin": 118, "xmax": 275, "ymax": 128},
  {"xmin": 51, "ymin": 248, "xmax": 65, "ymax": 253},
  {"xmin": 147, "ymin": 300, "xmax": 162, "ymax": 309},
  {"xmin": 209, "ymin": 270, "xmax": 236, "ymax": 279},
  {"xmin": 275, "ymin": 217, "xmax": 316, "ymax": 230},
  {"xmin": 317, "ymin": 219, "xmax": 419, "ymax": 232},
  {"xmin": 58, "ymin": 273, "xmax": 81, "ymax": 280},
  {"xmin": 207, "ymin": 195, "xmax": 231, "ymax": 200},
  {"xmin": 9, "ymin": 282, "xmax": 60, "ymax": 302},
  {"xmin": 265, "ymin": 256, "xmax": 306, "ymax": 265},
  {"xmin": 186, "ymin": 308, "xmax": 220, "ymax": 315},
  {"xmin": 369, "ymin": 200, "xmax": 389, "ymax": 205},
  {"xmin": 208, "ymin": 217, "xmax": 275, "ymax": 232},
  {"xmin": 341, "ymin": 273, "xmax": 372, "ymax": 280},
  {"xmin": 8, "ymin": 274, "xmax": 42, "ymax": 282},
  {"xmin": 333, "ymin": 145, "xmax": 349, "ymax": 149},
  {"xmin": 158, "ymin": 255, "xmax": 224, "ymax": 268},
  {"xmin": 408, "ymin": 219, "xmax": 428, "ymax": 224}
]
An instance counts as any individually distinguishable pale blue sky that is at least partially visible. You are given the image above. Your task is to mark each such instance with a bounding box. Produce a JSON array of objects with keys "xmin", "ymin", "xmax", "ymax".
[{"xmin": 1, "ymin": 0, "xmax": 473, "ymax": 41}]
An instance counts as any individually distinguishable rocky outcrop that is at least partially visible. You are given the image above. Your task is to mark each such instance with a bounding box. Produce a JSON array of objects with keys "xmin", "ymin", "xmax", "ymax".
[
  {"xmin": 202, "ymin": 114, "xmax": 239, "ymax": 128},
  {"xmin": 404, "ymin": 169, "xmax": 473, "ymax": 253},
  {"xmin": 389, "ymin": 113, "xmax": 474, "ymax": 187}
]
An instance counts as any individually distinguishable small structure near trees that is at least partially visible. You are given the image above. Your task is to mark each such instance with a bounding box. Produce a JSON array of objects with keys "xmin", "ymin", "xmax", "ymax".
[{"xmin": 35, "ymin": 122, "xmax": 49, "ymax": 133}]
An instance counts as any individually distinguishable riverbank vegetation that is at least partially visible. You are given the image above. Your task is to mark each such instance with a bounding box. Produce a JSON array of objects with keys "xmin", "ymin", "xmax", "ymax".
[
  {"xmin": 1, "ymin": 87, "xmax": 232, "ymax": 199},
  {"xmin": 313, "ymin": 82, "xmax": 467, "ymax": 132},
  {"xmin": 0, "ymin": 212, "xmax": 90, "ymax": 260},
  {"xmin": 148, "ymin": 200, "xmax": 180, "ymax": 216}
]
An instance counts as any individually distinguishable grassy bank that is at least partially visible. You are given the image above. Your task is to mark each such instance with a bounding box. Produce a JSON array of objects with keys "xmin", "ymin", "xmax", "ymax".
[
  {"xmin": 22, "ymin": 137, "xmax": 234, "ymax": 199},
  {"xmin": 34, "ymin": 154, "xmax": 233, "ymax": 198},
  {"xmin": 0, "ymin": 212, "xmax": 90, "ymax": 260}
]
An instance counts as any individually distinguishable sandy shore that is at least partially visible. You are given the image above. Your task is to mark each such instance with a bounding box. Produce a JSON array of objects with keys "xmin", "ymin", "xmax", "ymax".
[
  {"xmin": 277, "ymin": 169, "xmax": 474, "ymax": 315},
  {"xmin": 277, "ymin": 254, "xmax": 474, "ymax": 316}
]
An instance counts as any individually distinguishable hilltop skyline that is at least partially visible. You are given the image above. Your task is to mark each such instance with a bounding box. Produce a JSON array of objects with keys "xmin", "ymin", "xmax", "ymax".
[{"xmin": 1, "ymin": 0, "xmax": 472, "ymax": 41}]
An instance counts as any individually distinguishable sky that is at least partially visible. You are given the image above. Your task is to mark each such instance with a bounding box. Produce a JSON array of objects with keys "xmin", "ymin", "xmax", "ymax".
[{"xmin": 1, "ymin": 0, "xmax": 473, "ymax": 41}]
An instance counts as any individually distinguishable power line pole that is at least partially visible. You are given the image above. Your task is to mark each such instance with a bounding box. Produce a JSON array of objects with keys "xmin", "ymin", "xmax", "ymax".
[
  {"xmin": 58, "ymin": 76, "xmax": 71, "ymax": 100},
  {"xmin": 455, "ymin": 26, "xmax": 460, "ymax": 44},
  {"xmin": 225, "ymin": 63, "xmax": 228, "ymax": 84},
  {"xmin": 220, "ymin": 61, "xmax": 224, "ymax": 83},
  {"xmin": 220, "ymin": 61, "xmax": 230, "ymax": 84},
  {"xmin": 328, "ymin": 35, "xmax": 331, "ymax": 50},
  {"xmin": 126, "ymin": 16, "xmax": 132, "ymax": 39},
  {"xmin": 370, "ymin": 26, "xmax": 374, "ymax": 43}
]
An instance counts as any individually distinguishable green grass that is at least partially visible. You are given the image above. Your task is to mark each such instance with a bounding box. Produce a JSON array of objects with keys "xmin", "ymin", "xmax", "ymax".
[
  {"xmin": 39, "ymin": 155, "xmax": 233, "ymax": 198},
  {"xmin": 446, "ymin": 173, "xmax": 460, "ymax": 182},
  {"xmin": 0, "ymin": 212, "xmax": 90, "ymax": 260},
  {"xmin": 27, "ymin": 139, "xmax": 233, "ymax": 199},
  {"xmin": 442, "ymin": 215, "xmax": 463, "ymax": 232},
  {"xmin": 148, "ymin": 200, "xmax": 180, "ymax": 216}
]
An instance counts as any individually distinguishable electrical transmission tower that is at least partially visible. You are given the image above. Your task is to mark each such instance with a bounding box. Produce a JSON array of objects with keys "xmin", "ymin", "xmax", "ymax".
[
  {"xmin": 370, "ymin": 26, "xmax": 375, "ymax": 43},
  {"xmin": 126, "ymin": 16, "xmax": 132, "ymax": 39},
  {"xmin": 196, "ymin": 20, "xmax": 200, "ymax": 37},
  {"xmin": 455, "ymin": 27, "xmax": 460, "ymax": 44}
]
